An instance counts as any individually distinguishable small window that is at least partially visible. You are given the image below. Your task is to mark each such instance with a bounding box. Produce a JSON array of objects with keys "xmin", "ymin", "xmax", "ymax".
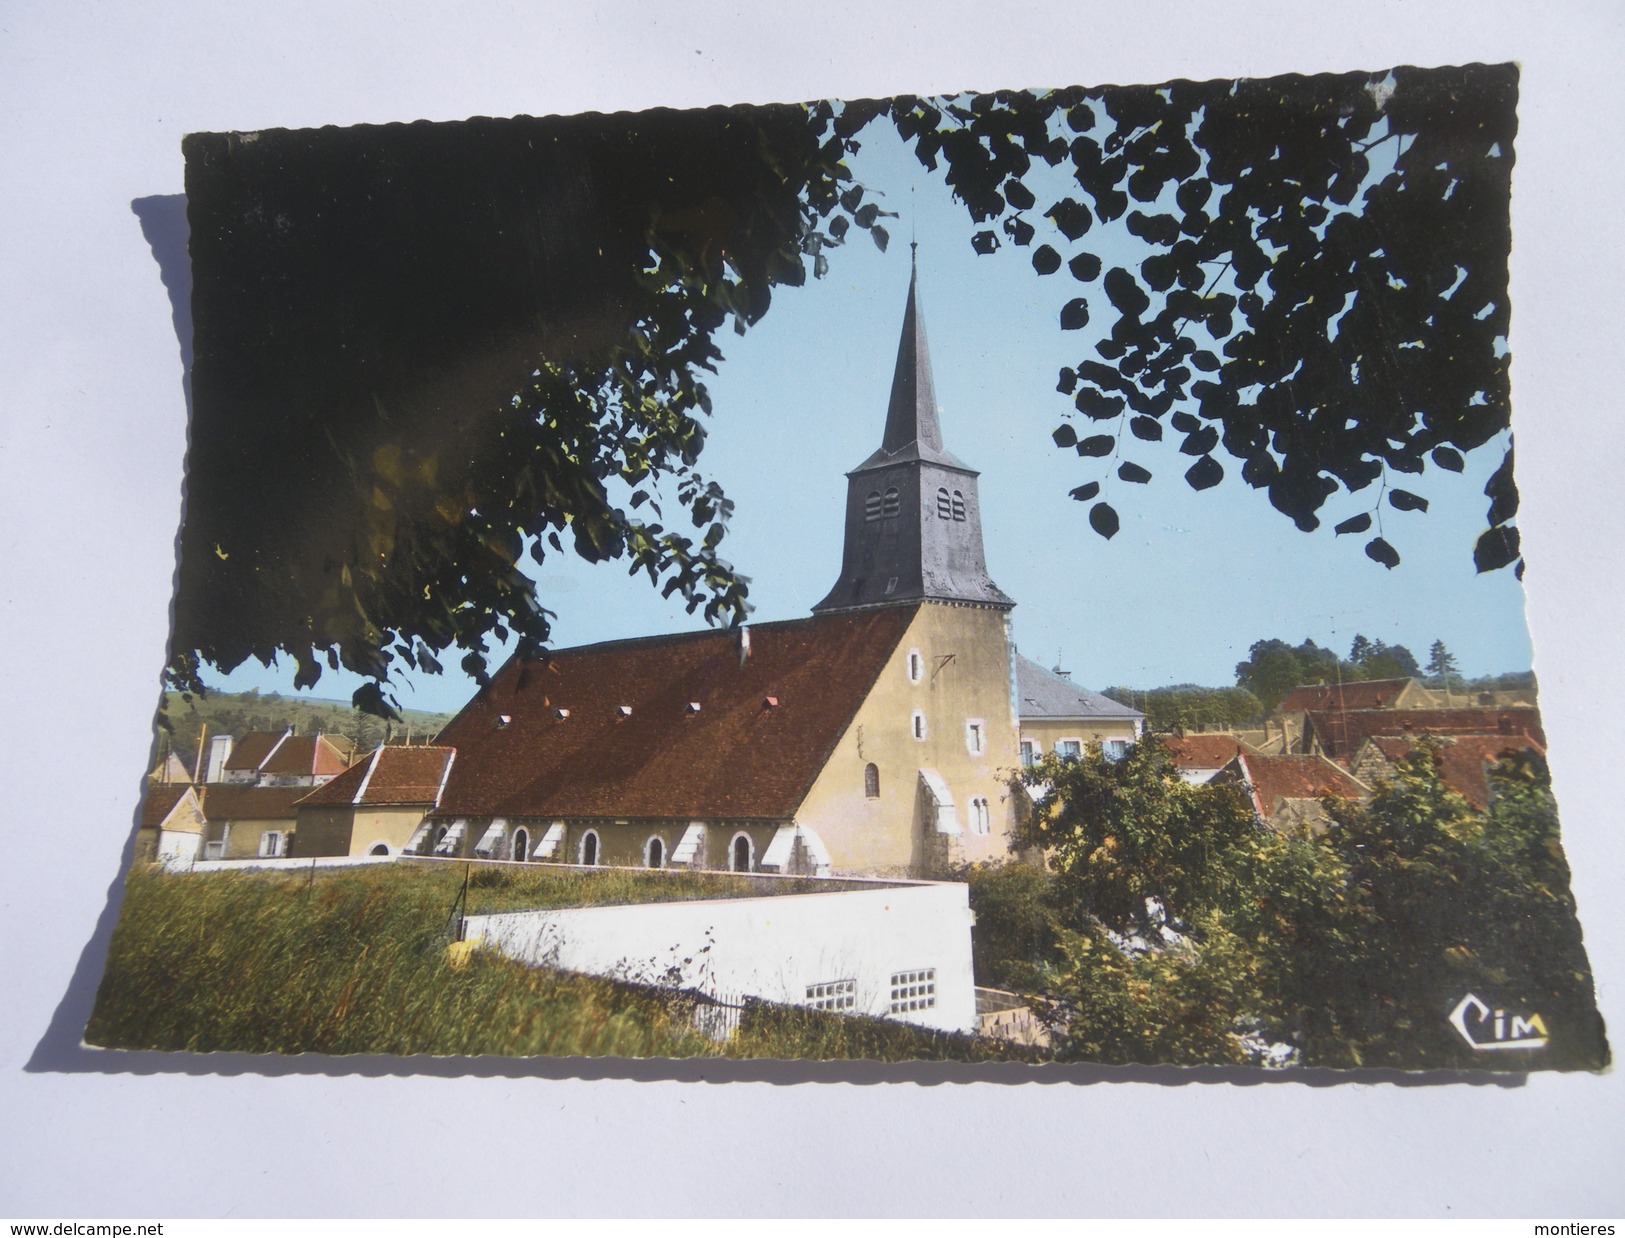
[
  {"xmin": 1057, "ymin": 739, "xmax": 1082, "ymax": 761},
  {"xmin": 1103, "ymin": 738, "xmax": 1130, "ymax": 762},
  {"xmin": 368, "ymin": 843, "xmax": 391, "ymax": 857},
  {"xmin": 907, "ymin": 649, "xmax": 923, "ymax": 682},
  {"xmin": 936, "ymin": 488, "xmax": 952, "ymax": 519},
  {"xmin": 864, "ymin": 763, "xmax": 880, "ymax": 799},
  {"xmin": 912, "ymin": 710, "xmax": 927, "ymax": 741},
  {"xmin": 890, "ymin": 969, "xmax": 937, "ymax": 1013},
  {"xmin": 864, "ymin": 490, "xmax": 882, "ymax": 521},
  {"xmin": 579, "ymin": 830, "xmax": 599, "ymax": 867},
  {"xmin": 730, "ymin": 832, "xmax": 754, "ymax": 872},
  {"xmin": 512, "ymin": 826, "xmax": 529, "ymax": 863},
  {"xmin": 1019, "ymin": 739, "xmax": 1038, "ymax": 767},
  {"xmin": 966, "ymin": 719, "xmax": 985, "ymax": 757},
  {"xmin": 806, "ymin": 979, "xmax": 857, "ymax": 1011},
  {"xmin": 645, "ymin": 836, "xmax": 665, "ymax": 869},
  {"xmin": 882, "ymin": 487, "xmax": 900, "ymax": 517},
  {"xmin": 970, "ymin": 797, "xmax": 991, "ymax": 835},
  {"xmin": 951, "ymin": 490, "xmax": 966, "ymax": 521},
  {"xmin": 259, "ymin": 831, "xmax": 282, "ymax": 858}
]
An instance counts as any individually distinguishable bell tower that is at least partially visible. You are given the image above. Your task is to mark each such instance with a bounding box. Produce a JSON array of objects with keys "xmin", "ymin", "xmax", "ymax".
[{"xmin": 812, "ymin": 256, "xmax": 1013, "ymax": 615}]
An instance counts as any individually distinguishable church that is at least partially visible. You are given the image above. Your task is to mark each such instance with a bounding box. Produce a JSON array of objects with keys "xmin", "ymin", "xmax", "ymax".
[{"xmin": 299, "ymin": 261, "xmax": 1141, "ymax": 877}]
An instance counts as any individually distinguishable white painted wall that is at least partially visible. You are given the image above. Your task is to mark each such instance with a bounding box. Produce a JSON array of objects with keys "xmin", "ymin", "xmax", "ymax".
[
  {"xmin": 466, "ymin": 880, "xmax": 978, "ymax": 1034},
  {"xmin": 168, "ymin": 855, "xmax": 396, "ymax": 874}
]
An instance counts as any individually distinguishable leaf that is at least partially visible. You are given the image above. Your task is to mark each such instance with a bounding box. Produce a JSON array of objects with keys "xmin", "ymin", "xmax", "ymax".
[
  {"xmin": 1171, "ymin": 411, "xmax": 1200, "ymax": 434},
  {"xmin": 972, "ymin": 230, "xmax": 1000, "ymax": 255},
  {"xmin": 1047, "ymin": 198, "xmax": 1093, "ymax": 240},
  {"xmin": 1190, "ymin": 350, "xmax": 1220, "ymax": 372},
  {"xmin": 1005, "ymin": 178, "xmax": 1036, "ymax": 210},
  {"xmin": 1185, "ymin": 454, "xmax": 1223, "ymax": 490},
  {"xmin": 1334, "ymin": 512, "xmax": 1373, "ymax": 535},
  {"xmin": 1052, "ymin": 424, "xmax": 1078, "ymax": 448},
  {"xmin": 1069, "ymin": 252, "xmax": 1102, "ymax": 282},
  {"xmin": 1089, "ymin": 501, "xmax": 1119, "ymax": 539},
  {"xmin": 1069, "ymin": 481, "xmax": 1101, "ymax": 502},
  {"xmin": 1077, "ymin": 434, "xmax": 1116, "ymax": 458},
  {"xmin": 1365, "ymin": 537, "xmax": 1401, "ymax": 569},
  {"xmin": 1032, "ymin": 245, "xmax": 1062, "ymax": 275},
  {"xmin": 1474, "ymin": 525, "xmax": 1521, "ymax": 573},
  {"xmin": 1060, "ymin": 298, "xmax": 1090, "ymax": 330},
  {"xmin": 1129, "ymin": 415, "xmax": 1163, "ymax": 442},
  {"xmin": 1056, "ymin": 367, "xmax": 1077, "ymax": 394},
  {"xmin": 1485, "ymin": 444, "xmax": 1519, "ymax": 525},
  {"xmin": 870, "ymin": 224, "xmax": 889, "ymax": 252},
  {"xmin": 1388, "ymin": 489, "xmax": 1429, "ymax": 513},
  {"xmin": 1103, "ymin": 267, "xmax": 1150, "ymax": 317},
  {"xmin": 1179, "ymin": 425, "xmax": 1220, "ymax": 456},
  {"xmin": 1118, "ymin": 462, "xmax": 1152, "ymax": 484},
  {"xmin": 1431, "ymin": 446, "xmax": 1465, "ymax": 472}
]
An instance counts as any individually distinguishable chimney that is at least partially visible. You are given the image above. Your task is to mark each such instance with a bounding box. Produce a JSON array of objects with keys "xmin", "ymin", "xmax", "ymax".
[{"xmin": 205, "ymin": 734, "xmax": 234, "ymax": 783}]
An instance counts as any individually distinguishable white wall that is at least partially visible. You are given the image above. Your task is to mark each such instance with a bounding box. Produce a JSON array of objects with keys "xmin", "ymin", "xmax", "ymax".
[{"xmin": 467, "ymin": 880, "xmax": 978, "ymax": 1034}]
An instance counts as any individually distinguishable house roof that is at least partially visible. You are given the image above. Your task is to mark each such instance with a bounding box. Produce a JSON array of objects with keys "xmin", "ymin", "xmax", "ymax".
[
  {"xmin": 1306, "ymin": 707, "xmax": 1545, "ymax": 761},
  {"xmin": 1358, "ymin": 732, "xmax": 1545, "ymax": 809},
  {"xmin": 1226, "ymin": 752, "xmax": 1369, "ymax": 821},
  {"xmin": 431, "ymin": 607, "xmax": 918, "ymax": 821},
  {"xmin": 139, "ymin": 783, "xmax": 199, "ymax": 829},
  {"xmin": 1161, "ymin": 734, "xmax": 1248, "ymax": 769},
  {"xmin": 196, "ymin": 784, "xmax": 312, "ymax": 822},
  {"xmin": 147, "ymin": 752, "xmax": 193, "ymax": 784},
  {"xmin": 224, "ymin": 731, "xmax": 350, "ymax": 778},
  {"xmin": 1015, "ymin": 656, "xmax": 1143, "ymax": 722},
  {"xmin": 1278, "ymin": 678, "xmax": 1421, "ymax": 714},
  {"xmin": 300, "ymin": 746, "xmax": 457, "ymax": 807}
]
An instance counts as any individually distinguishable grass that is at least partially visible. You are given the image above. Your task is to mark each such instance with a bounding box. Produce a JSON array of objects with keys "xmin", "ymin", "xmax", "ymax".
[{"xmin": 86, "ymin": 864, "xmax": 1043, "ymax": 1063}]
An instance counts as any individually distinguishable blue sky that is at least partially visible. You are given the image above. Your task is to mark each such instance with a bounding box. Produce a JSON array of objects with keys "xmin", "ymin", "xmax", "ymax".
[{"xmin": 208, "ymin": 111, "xmax": 1532, "ymax": 716}]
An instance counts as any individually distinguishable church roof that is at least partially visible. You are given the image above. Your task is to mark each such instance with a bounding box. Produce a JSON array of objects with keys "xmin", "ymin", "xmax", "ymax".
[
  {"xmin": 854, "ymin": 257, "xmax": 970, "ymax": 473},
  {"xmin": 431, "ymin": 607, "xmax": 918, "ymax": 821},
  {"xmin": 1015, "ymin": 655, "xmax": 1143, "ymax": 721}
]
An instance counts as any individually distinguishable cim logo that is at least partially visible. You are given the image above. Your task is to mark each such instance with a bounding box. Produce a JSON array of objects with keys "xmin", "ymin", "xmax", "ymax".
[{"xmin": 1448, "ymin": 992, "xmax": 1549, "ymax": 1052}]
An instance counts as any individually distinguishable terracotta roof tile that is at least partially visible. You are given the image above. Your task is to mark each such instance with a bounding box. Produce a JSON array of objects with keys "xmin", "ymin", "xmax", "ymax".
[
  {"xmin": 432, "ymin": 607, "xmax": 918, "ymax": 821},
  {"xmin": 300, "ymin": 746, "xmax": 456, "ymax": 807},
  {"xmin": 1228, "ymin": 753, "xmax": 1369, "ymax": 820},
  {"xmin": 1306, "ymin": 707, "xmax": 1544, "ymax": 760},
  {"xmin": 223, "ymin": 731, "xmax": 351, "ymax": 777},
  {"xmin": 1161, "ymin": 734, "xmax": 1248, "ymax": 768},
  {"xmin": 139, "ymin": 784, "xmax": 197, "ymax": 828},
  {"xmin": 1279, "ymin": 678, "xmax": 1421, "ymax": 714},
  {"xmin": 1361, "ymin": 732, "xmax": 1545, "ymax": 809}
]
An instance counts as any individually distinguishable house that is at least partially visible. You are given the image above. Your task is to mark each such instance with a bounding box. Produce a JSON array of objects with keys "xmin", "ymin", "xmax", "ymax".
[
  {"xmin": 203, "ymin": 729, "xmax": 351, "ymax": 786},
  {"xmin": 1302, "ymin": 706, "xmax": 1545, "ymax": 764},
  {"xmin": 1161, "ymin": 733, "xmax": 1251, "ymax": 784},
  {"xmin": 1212, "ymin": 751, "xmax": 1370, "ymax": 834},
  {"xmin": 135, "ymin": 783, "xmax": 207, "ymax": 865},
  {"xmin": 419, "ymin": 261, "xmax": 1026, "ymax": 879},
  {"xmin": 1275, "ymin": 677, "xmax": 1439, "ymax": 752},
  {"xmin": 295, "ymin": 745, "xmax": 458, "ymax": 857},
  {"xmin": 146, "ymin": 751, "xmax": 194, "ymax": 785},
  {"xmin": 1349, "ymin": 732, "xmax": 1545, "ymax": 809},
  {"xmin": 196, "ymin": 784, "xmax": 312, "ymax": 858},
  {"xmin": 1015, "ymin": 659, "xmax": 1143, "ymax": 768}
]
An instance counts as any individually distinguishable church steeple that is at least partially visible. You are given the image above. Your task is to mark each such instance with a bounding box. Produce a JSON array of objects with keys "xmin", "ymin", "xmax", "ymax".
[{"xmin": 812, "ymin": 262, "xmax": 1013, "ymax": 615}]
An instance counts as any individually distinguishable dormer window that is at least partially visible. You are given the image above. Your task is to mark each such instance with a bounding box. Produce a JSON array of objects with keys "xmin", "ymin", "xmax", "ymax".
[
  {"xmin": 936, "ymin": 487, "xmax": 952, "ymax": 519},
  {"xmin": 616, "ymin": 705, "xmax": 633, "ymax": 717},
  {"xmin": 685, "ymin": 701, "xmax": 702, "ymax": 714},
  {"xmin": 553, "ymin": 707, "xmax": 570, "ymax": 719},
  {"xmin": 864, "ymin": 490, "xmax": 883, "ymax": 521},
  {"xmin": 951, "ymin": 490, "xmax": 966, "ymax": 521},
  {"xmin": 494, "ymin": 715, "xmax": 512, "ymax": 729}
]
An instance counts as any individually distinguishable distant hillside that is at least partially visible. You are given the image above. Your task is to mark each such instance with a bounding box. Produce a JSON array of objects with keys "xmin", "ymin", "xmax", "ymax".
[{"xmin": 156, "ymin": 690, "xmax": 459, "ymax": 774}]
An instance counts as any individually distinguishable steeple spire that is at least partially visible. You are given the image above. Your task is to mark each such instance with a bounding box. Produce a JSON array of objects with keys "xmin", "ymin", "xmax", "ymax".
[{"xmin": 811, "ymin": 264, "xmax": 1012, "ymax": 615}]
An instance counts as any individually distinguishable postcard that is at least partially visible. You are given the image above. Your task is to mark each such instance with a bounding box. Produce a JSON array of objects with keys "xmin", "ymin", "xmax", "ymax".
[{"xmin": 90, "ymin": 64, "xmax": 1608, "ymax": 1071}]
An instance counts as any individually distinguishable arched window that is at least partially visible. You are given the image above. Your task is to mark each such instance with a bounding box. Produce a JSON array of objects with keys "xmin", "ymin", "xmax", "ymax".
[
  {"xmin": 864, "ymin": 762, "xmax": 880, "ymax": 798},
  {"xmin": 970, "ymin": 797, "xmax": 991, "ymax": 835},
  {"xmin": 645, "ymin": 835, "xmax": 665, "ymax": 869},
  {"xmin": 579, "ymin": 830, "xmax": 599, "ymax": 867},
  {"xmin": 864, "ymin": 490, "xmax": 882, "ymax": 521},
  {"xmin": 951, "ymin": 491, "xmax": 966, "ymax": 521},
  {"xmin": 730, "ymin": 832, "xmax": 754, "ymax": 872},
  {"xmin": 368, "ymin": 842, "xmax": 391, "ymax": 857},
  {"xmin": 936, "ymin": 487, "xmax": 952, "ymax": 519},
  {"xmin": 882, "ymin": 487, "xmax": 900, "ymax": 517},
  {"xmin": 512, "ymin": 826, "xmax": 529, "ymax": 863}
]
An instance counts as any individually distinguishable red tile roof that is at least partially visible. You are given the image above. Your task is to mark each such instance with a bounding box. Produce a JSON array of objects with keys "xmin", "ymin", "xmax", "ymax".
[
  {"xmin": 224, "ymin": 731, "xmax": 351, "ymax": 777},
  {"xmin": 1161, "ymin": 734, "xmax": 1248, "ymax": 769},
  {"xmin": 1360, "ymin": 733, "xmax": 1545, "ymax": 809},
  {"xmin": 196, "ymin": 784, "xmax": 312, "ymax": 821},
  {"xmin": 300, "ymin": 746, "xmax": 456, "ymax": 807},
  {"xmin": 1305, "ymin": 707, "xmax": 1544, "ymax": 761},
  {"xmin": 1279, "ymin": 678, "xmax": 1421, "ymax": 714},
  {"xmin": 139, "ymin": 784, "xmax": 198, "ymax": 828},
  {"xmin": 432, "ymin": 607, "xmax": 918, "ymax": 821},
  {"xmin": 1228, "ymin": 752, "xmax": 1369, "ymax": 821}
]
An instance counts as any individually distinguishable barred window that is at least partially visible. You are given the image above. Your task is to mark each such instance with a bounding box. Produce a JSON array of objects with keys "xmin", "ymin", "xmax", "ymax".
[
  {"xmin": 864, "ymin": 490, "xmax": 883, "ymax": 521},
  {"xmin": 951, "ymin": 490, "xmax": 966, "ymax": 521},
  {"xmin": 882, "ymin": 487, "xmax": 900, "ymax": 517},
  {"xmin": 936, "ymin": 487, "xmax": 952, "ymax": 519},
  {"xmin": 806, "ymin": 979, "xmax": 857, "ymax": 1012},
  {"xmin": 890, "ymin": 969, "xmax": 937, "ymax": 1013}
]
